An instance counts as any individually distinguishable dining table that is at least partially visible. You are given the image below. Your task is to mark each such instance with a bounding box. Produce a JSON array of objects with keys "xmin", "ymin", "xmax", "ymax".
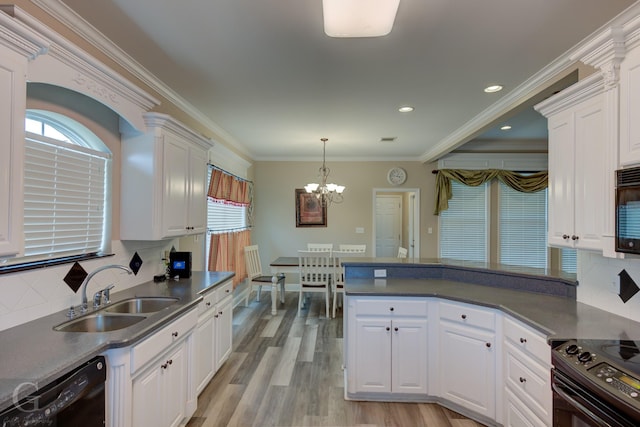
[{"xmin": 268, "ymin": 256, "xmax": 337, "ymax": 315}]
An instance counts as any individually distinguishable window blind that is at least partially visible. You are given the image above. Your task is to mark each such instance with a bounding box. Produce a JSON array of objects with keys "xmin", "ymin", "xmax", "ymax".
[
  {"xmin": 561, "ymin": 248, "xmax": 577, "ymax": 273},
  {"xmin": 24, "ymin": 134, "xmax": 108, "ymax": 258},
  {"xmin": 439, "ymin": 180, "xmax": 488, "ymax": 262},
  {"xmin": 498, "ymin": 183, "xmax": 548, "ymax": 268}
]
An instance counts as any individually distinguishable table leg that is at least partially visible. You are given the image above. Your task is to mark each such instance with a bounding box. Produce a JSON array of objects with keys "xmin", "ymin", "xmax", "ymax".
[{"xmin": 271, "ymin": 275, "xmax": 278, "ymax": 315}]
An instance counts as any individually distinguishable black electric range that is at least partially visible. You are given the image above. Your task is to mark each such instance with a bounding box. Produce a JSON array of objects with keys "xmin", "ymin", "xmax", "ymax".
[{"xmin": 553, "ymin": 339, "xmax": 640, "ymax": 426}]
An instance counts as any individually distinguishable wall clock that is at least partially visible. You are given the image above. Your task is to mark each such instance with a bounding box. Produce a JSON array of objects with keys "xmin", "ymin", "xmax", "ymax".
[{"xmin": 387, "ymin": 167, "xmax": 407, "ymax": 186}]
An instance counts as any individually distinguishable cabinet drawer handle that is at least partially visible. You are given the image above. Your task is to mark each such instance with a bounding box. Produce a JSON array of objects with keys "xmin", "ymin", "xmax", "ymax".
[
  {"xmin": 386, "ymin": 327, "xmax": 390, "ymax": 331},
  {"xmin": 389, "ymin": 307, "xmax": 394, "ymax": 312},
  {"xmin": 172, "ymin": 331, "xmax": 179, "ymax": 338},
  {"xmin": 520, "ymin": 337, "xmax": 527, "ymax": 343},
  {"xmin": 486, "ymin": 342, "xmax": 491, "ymax": 348},
  {"xmin": 519, "ymin": 377, "xmax": 526, "ymax": 383},
  {"xmin": 461, "ymin": 314, "xmax": 467, "ymax": 320}
]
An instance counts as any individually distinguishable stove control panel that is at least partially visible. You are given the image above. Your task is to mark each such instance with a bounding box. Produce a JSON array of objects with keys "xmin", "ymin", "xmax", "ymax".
[{"xmin": 590, "ymin": 362, "xmax": 640, "ymax": 400}]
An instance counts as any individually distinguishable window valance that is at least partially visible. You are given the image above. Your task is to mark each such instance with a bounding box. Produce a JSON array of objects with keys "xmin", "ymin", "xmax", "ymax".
[
  {"xmin": 207, "ymin": 166, "xmax": 251, "ymax": 206},
  {"xmin": 434, "ymin": 169, "xmax": 548, "ymax": 215}
]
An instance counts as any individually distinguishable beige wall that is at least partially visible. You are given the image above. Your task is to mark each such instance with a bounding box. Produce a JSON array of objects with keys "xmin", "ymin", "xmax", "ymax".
[{"xmin": 250, "ymin": 160, "xmax": 439, "ymax": 266}]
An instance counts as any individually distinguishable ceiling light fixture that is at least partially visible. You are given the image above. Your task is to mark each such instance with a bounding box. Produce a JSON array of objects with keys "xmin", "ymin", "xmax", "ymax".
[
  {"xmin": 398, "ymin": 106, "xmax": 414, "ymax": 113},
  {"xmin": 500, "ymin": 125, "xmax": 512, "ymax": 130},
  {"xmin": 484, "ymin": 85, "xmax": 503, "ymax": 93},
  {"xmin": 322, "ymin": 0, "xmax": 401, "ymax": 38},
  {"xmin": 304, "ymin": 138, "xmax": 345, "ymax": 206}
]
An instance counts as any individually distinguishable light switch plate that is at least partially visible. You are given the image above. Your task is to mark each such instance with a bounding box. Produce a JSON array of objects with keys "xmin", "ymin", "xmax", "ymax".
[{"xmin": 374, "ymin": 269, "xmax": 387, "ymax": 278}]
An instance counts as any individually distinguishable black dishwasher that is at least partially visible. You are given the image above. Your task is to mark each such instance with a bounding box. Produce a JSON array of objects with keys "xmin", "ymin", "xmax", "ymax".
[{"xmin": 0, "ymin": 355, "xmax": 106, "ymax": 427}]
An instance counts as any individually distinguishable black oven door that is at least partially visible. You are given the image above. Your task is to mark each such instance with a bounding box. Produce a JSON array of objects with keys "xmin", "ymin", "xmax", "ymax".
[{"xmin": 553, "ymin": 369, "xmax": 639, "ymax": 427}]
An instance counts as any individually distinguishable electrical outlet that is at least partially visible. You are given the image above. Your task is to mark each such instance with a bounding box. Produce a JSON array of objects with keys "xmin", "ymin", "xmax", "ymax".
[{"xmin": 374, "ymin": 269, "xmax": 387, "ymax": 278}]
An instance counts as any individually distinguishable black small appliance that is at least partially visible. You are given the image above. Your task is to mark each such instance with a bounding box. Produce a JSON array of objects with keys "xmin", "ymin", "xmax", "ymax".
[{"xmin": 169, "ymin": 251, "xmax": 192, "ymax": 278}]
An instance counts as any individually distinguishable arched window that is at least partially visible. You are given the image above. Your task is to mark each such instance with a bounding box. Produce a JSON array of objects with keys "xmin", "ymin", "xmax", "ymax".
[{"xmin": 21, "ymin": 110, "xmax": 111, "ymax": 263}]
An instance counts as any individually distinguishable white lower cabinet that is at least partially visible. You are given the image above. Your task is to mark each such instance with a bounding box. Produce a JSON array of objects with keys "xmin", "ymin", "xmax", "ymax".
[
  {"xmin": 132, "ymin": 341, "xmax": 188, "ymax": 427},
  {"xmin": 195, "ymin": 280, "xmax": 233, "ymax": 395},
  {"xmin": 103, "ymin": 308, "xmax": 198, "ymax": 427},
  {"xmin": 346, "ymin": 297, "xmax": 429, "ymax": 396},
  {"xmin": 503, "ymin": 315, "xmax": 552, "ymax": 426},
  {"xmin": 437, "ymin": 301, "xmax": 497, "ymax": 420},
  {"xmin": 345, "ymin": 296, "xmax": 553, "ymax": 427}
]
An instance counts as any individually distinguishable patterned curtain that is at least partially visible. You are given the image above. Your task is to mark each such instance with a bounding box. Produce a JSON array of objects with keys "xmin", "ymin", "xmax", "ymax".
[
  {"xmin": 208, "ymin": 229, "xmax": 251, "ymax": 287},
  {"xmin": 208, "ymin": 168, "xmax": 250, "ymax": 206},
  {"xmin": 434, "ymin": 169, "xmax": 548, "ymax": 215},
  {"xmin": 206, "ymin": 166, "xmax": 252, "ymax": 287}
]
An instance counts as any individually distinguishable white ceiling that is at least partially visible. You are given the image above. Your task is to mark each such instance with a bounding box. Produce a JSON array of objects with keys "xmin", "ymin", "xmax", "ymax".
[{"xmin": 60, "ymin": 0, "xmax": 636, "ymax": 161}]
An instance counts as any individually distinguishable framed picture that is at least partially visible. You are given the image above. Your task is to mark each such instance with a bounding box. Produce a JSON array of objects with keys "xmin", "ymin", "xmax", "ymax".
[{"xmin": 295, "ymin": 189, "xmax": 327, "ymax": 227}]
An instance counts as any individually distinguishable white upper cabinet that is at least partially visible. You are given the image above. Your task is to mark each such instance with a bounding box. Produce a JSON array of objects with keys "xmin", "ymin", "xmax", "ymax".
[
  {"xmin": 536, "ymin": 74, "xmax": 606, "ymax": 251},
  {"xmin": 620, "ymin": 47, "xmax": 640, "ymax": 167},
  {"xmin": 0, "ymin": 44, "xmax": 26, "ymax": 258},
  {"xmin": 121, "ymin": 113, "xmax": 212, "ymax": 240}
]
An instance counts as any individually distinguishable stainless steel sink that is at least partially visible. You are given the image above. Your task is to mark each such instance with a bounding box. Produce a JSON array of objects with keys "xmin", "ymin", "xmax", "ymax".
[
  {"xmin": 54, "ymin": 313, "xmax": 146, "ymax": 333},
  {"xmin": 102, "ymin": 297, "xmax": 179, "ymax": 314}
]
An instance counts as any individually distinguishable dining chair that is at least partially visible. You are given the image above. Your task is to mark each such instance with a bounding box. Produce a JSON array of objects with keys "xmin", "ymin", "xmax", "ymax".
[
  {"xmin": 338, "ymin": 244, "xmax": 366, "ymax": 256},
  {"xmin": 397, "ymin": 246, "xmax": 408, "ymax": 258},
  {"xmin": 297, "ymin": 250, "xmax": 331, "ymax": 318},
  {"xmin": 307, "ymin": 243, "xmax": 334, "ymax": 257},
  {"xmin": 244, "ymin": 245, "xmax": 285, "ymax": 308},
  {"xmin": 331, "ymin": 250, "xmax": 350, "ymax": 318}
]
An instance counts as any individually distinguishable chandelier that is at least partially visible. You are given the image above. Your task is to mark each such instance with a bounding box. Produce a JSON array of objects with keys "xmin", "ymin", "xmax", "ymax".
[{"xmin": 304, "ymin": 138, "xmax": 345, "ymax": 206}]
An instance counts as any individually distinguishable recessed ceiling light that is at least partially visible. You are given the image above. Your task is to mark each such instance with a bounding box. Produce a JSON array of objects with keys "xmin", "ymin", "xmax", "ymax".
[
  {"xmin": 398, "ymin": 106, "xmax": 414, "ymax": 113},
  {"xmin": 500, "ymin": 125, "xmax": 512, "ymax": 131},
  {"xmin": 484, "ymin": 85, "xmax": 503, "ymax": 93}
]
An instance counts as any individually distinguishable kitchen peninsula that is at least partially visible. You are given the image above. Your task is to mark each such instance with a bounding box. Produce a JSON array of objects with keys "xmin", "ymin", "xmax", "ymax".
[{"xmin": 341, "ymin": 258, "xmax": 640, "ymax": 426}]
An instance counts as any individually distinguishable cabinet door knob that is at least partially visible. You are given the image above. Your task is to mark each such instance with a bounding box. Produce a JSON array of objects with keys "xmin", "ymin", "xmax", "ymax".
[
  {"xmin": 571, "ymin": 235, "xmax": 579, "ymax": 241},
  {"xmin": 461, "ymin": 314, "xmax": 467, "ymax": 320},
  {"xmin": 172, "ymin": 331, "xmax": 179, "ymax": 338},
  {"xmin": 486, "ymin": 342, "xmax": 491, "ymax": 348},
  {"xmin": 167, "ymin": 359, "xmax": 173, "ymax": 365},
  {"xmin": 206, "ymin": 302, "xmax": 211, "ymax": 307},
  {"xmin": 394, "ymin": 327, "xmax": 399, "ymax": 332},
  {"xmin": 519, "ymin": 377, "xmax": 526, "ymax": 383},
  {"xmin": 389, "ymin": 307, "xmax": 394, "ymax": 312},
  {"xmin": 520, "ymin": 337, "xmax": 527, "ymax": 343},
  {"xmin": 562, "ymin": 234, "xmax": 570, "ymax": 240},
  {"xmin": 386, "ymin": 327, "xmax": 390, "ymax": 331},
  {"xmin": 161, "ymin": 363, "xmax": 168, "ymax": 369}
]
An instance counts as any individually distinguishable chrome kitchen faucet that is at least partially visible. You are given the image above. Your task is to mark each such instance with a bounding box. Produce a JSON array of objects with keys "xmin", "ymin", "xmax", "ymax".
[{"xmin": 80, "ymin": 265, "xmax": 133, "ymax": 313}]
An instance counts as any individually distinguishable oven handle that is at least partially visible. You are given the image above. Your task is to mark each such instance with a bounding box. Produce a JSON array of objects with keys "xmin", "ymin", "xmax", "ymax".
[{"xmin": 552, "ymin": 382, "xmax": 614, "ymax": 427}]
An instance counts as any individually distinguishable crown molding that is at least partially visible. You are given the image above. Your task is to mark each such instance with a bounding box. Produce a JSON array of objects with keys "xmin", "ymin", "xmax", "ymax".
[
  {"xmin": 0, "ymin": 5, "xmax": 49, "ymax": 58},
  {"xmin": 420, "ymin": 2, "xmax": 640, "ymax": 164},
  {"xmin": 30, "ymin": 0, "xmax": 250, "ymax": 158}
]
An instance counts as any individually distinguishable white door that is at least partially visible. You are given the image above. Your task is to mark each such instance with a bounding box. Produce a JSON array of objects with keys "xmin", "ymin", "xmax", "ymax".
[{"xmin": 375, "ymin": 195, "xmax": 402, "ymax": 257}]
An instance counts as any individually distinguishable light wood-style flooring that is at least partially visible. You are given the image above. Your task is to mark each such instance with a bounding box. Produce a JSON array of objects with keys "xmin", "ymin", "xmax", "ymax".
[{"xmin": 186, "ymin": 292, "xmax": 485, "ymax": 427}]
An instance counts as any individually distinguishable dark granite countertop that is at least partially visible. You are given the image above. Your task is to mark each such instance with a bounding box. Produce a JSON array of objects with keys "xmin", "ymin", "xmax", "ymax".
[
  {"xmin": 345, "ymin": 277, "xmax": 640, "ymax": 342},
  {"xmin": 0, "ymin": 271, "xmax": 234, "ymax": 412}
]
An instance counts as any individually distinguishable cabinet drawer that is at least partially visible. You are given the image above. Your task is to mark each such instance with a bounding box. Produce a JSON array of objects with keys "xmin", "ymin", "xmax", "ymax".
[
  {"xmin": 215, "ymin": 280, "xmax": 233, "ymax": 303},
  {"xmin": 504, "ymin": 341, "xmax": 552, "ymax": 422},
  {"xmin": 131, "ymin": 308, "xmax": 197, "ymax": 373},
  {"xmin": 439, "ymin": 301, "xmax": 495, "ymax": 330},
  {"xmin": 352, "ymin": 297, "xmax": 429, "ymax": 316},
  {"xmin": 504, "ymin": 315, "xmax": 551, "ymax": 366},
  {"xmin": 198, "ymin": 291, "xmax": 217, "ymax": 317}
]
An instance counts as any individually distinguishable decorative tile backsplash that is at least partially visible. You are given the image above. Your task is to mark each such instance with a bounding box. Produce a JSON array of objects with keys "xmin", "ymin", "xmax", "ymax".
[
  {"xmin": 63, "ymin": 262, "xmax": 88, "ymax": 293},
  {"xmin": 0, "ymin": 240, "xmax": 177, "ymax": 331}
]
